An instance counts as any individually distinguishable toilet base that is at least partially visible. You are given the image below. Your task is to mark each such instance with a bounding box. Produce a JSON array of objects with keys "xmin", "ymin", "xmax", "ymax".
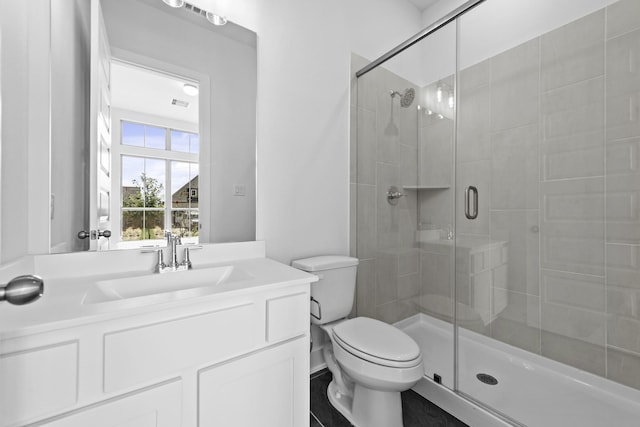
[{"xmin": 327, "ymin": 379, "xmax": 404, "ymax": 427}]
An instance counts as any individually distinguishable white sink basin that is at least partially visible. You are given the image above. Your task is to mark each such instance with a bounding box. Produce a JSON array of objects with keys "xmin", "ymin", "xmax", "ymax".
[{"xmin": 82, "ymin": 266, "xmax": 252, "ymax": 305}]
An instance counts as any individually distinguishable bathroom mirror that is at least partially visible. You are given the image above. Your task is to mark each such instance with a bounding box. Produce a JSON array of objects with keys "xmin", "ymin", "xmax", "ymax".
[{"xmin": 48, "ymin": 0, "xmax": 257, "ymax": 253}]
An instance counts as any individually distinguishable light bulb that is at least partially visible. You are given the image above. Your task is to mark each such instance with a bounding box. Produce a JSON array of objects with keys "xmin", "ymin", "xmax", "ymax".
[
  {"xmin": 206, "ymin": 12, "xmax": 228, "ymax": 25},
  {"xmin": 183, "ymin": 83, "xmax": 199, "ymax": 96},
  {"xmin": 162, "ymin": 0, "xmax": 185, "ymax": 7},
  {"xmin": 436, "ymin": 86, "xmax": 443, "ymax": 102}
]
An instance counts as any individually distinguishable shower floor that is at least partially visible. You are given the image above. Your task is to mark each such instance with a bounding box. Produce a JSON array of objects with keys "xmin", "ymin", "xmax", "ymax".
[{"xmin": 396, "ymin": 313, "xmax": 640, "ymax": 427}]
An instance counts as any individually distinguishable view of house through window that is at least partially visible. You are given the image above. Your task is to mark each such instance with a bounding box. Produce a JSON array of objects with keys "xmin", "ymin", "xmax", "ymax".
[{"xmin": 120, "ymin": 121, "xmax": 199, "ymax": 242}]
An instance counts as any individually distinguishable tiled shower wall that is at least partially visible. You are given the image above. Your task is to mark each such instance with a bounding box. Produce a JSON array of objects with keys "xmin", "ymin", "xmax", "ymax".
[
  {"xmin": 456, "ymin": 1, "xmax": 640, "ymax": 389},
  {"xmin": 350, "ymin": 54, "xmax": 421, "ymax": 324},
  {"xmin": 352, "ymin": 0, "xmax": 640, "ymax": 391}
]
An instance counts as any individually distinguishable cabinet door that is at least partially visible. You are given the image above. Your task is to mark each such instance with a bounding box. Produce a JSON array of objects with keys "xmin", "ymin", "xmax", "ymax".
[
  {"xmin": 199, "ymin": 337, "xmax": 309, "ymax": 427},
  {"xmin": 38, "ymin": 380, "xmax": 181, "ymax": 427}
]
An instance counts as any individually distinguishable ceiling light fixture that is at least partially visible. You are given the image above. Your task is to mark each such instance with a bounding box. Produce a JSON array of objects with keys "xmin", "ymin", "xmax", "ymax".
[
  {"xmin": 206, "ymin": 11, "xmax": 227, "ymax": 26},
  {"xmin": 162, "ymin": 0, "xmax": 185, "ymax": 7},
  {"xmin": 183, "ymin": 83, "xmax": 199, "ymax": 96}
]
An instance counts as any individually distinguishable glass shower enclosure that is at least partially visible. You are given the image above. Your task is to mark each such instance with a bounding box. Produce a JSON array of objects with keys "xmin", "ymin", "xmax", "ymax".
[{"xmin": 352, "ymin": 0, "xmax": 640, "ymax": 425}]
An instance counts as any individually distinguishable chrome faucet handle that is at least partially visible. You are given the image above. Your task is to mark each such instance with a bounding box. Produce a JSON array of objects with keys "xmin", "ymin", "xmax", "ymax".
[
  {"xmin": 182, "ymin": 247, "xmax": 193, "ymax": 270},
  {"xmin": 180, "ymin": 245, "xmax": 202, "ymax": 270},
  {"xmin": 140, "ymin": 247, "xmax": 166, "ymax": 273}
]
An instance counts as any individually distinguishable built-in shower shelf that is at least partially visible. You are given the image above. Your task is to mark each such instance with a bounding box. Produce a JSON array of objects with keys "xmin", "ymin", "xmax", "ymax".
[{"xmin": 403, "ymin": 185, "xmax": 450, "ymax": 190}]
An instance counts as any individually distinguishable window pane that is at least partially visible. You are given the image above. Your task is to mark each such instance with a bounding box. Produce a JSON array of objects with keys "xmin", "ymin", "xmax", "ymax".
[
  {"xmin": 145, "ymin": 125, "xmax": 166, "ymax": 150},
  {"xmin": 144, "ymin": 158, "xmax": 166, "ymax": 207},
  {"xmin": 122, "ymin": 122, "xmax": 145, "ymax": 147},
  {"xmin": 122, "ymin": 156, "xmax": 144, "ymax": 207},
  {"xmin": 171, "ymin": 161, "xmax": 198, "ymax": 209},
  {"xmin": 171, "ymin": 130, "xmax": 190, "ymax": 153},
  {"xmin": 171, "ymin": 210, "xmax": 198, "ymax": 237},
  {"xmin": 170, "ymin": 130, "xmax": 199, "ymax": 154},
  {"xmin": 189, "ymin": 133, "xmax": 199, "ymax": 154},
  {"xmin": 122, "ymin": 156, "xmax": 166, "ymax": 208},
  {"xmin": 122, "ymin": 210, "xmax": 165, "ymax": 241}
]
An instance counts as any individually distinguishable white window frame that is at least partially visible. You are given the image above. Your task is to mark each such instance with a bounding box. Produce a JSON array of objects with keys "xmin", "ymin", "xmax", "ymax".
[{"xmin": 111, "ymin": 108, "xmax": 199, "ymax": 249}]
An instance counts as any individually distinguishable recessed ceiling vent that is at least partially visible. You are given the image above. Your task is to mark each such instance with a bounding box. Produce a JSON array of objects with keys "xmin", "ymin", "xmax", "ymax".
[
  {"xmin": 184, "ymin": 2, "xmax": 207, "ymax": 18},
  {"xmin": 171, "ymin": 99, "xmax": 190, "ymax": 108}
]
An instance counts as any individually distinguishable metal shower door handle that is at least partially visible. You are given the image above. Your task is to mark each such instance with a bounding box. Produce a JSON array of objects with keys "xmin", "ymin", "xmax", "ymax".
[{"xmin": 465, "ymin": 186, "xmax": 478, "ymax": 220}]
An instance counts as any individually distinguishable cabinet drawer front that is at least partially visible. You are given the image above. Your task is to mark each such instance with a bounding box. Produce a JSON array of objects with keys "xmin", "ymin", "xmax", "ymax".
[
  {"xmin": 39, "ymin": 379, "xmax": 182, "ymax": 427},
  {"xmin": 265, "ymin": 292, "xmax": 308, "ymax": 343},
  {"xmin": 104, "ymin": 303, "xmax": 256, "ymax": 393},
  {"xmin": 0, "ymin": 342, "xmax": 78, "ymax": 427}
]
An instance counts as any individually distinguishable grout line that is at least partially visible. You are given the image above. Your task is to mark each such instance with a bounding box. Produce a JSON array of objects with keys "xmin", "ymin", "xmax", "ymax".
[{"xmin": 603, "ymin": 3, "xmax": 609, "ymax": 380}]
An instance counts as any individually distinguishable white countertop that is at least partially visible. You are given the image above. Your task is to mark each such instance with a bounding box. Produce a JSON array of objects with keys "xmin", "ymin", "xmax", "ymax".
[{"xmin": 0, "ymin": 242, "xmax": 318, "ymax": 340}]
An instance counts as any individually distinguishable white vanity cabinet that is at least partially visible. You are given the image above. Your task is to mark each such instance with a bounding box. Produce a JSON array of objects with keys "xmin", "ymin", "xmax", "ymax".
[
  {"xmin": 39, "ymin": 380, "xmax": 183, "ymax": 427},
  {"xmin": 199, "ymin": 337, "xmax": 308, "ymax": 426},
  {"xmin": 0, "ymin": 282, "xmax": 311, "ymax": 427}
]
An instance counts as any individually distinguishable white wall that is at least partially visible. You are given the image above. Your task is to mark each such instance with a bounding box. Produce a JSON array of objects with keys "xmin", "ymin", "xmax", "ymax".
[
  {"xmin": 189, "ymin": 0, "xmax": 425, "ymax": 263},
  {"xmin": 0, "ymin": 0, "xmax": 50, "ymax": 264}
]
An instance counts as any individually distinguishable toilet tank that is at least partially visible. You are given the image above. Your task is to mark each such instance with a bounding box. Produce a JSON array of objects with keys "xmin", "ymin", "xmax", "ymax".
[{"xmin": 291, "ymin": 256, "xmax": 358, "ymax": 325}]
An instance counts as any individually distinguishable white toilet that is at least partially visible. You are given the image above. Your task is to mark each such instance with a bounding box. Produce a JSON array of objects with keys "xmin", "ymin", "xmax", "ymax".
[{"xmin": 292, "ymin": 255, "xmax": 424, "ymax": 427}]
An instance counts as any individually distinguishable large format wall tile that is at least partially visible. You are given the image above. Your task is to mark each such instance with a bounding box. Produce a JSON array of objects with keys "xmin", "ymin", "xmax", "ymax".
[
  {"xmin": 491, "ymin": 210, "xmax": 540, "ymax": 296},
  {"xmin": 458, "ymin": 62, "xmax": 491, "ymax": 164},
  {"xmin": 540, "ymin": 10, "xmax": 604, "ymax": 92},
  {"xmin": 541, "ymin": 269, "xmax": 605, "ymax": 312},
  {"xmin": 542, "ymin": 131, "xmax": 604, "ymax": 181},
  {"xmin": 607, "ymin": 346, "xmax": 640, "ymax": 390},
  {"xmin": 606, "ymin": 243, "xmax": 640, "ymax": 290},
  {"xmin": 490, "ymin": 38, "xmax": 540, "ymax": 132},
  {"xmin": 608, "ymin": 314, "xmax": 640, "ymax": 354},
  {"xmin": 375, "ymin": 251, "xmax": 398, "ymax": 306},
  {"xmin": 541, "ymin": 177, "xmax": 604, "ymax": 276},
  {"xmin": 607, "ymin": 137, "xmax": 640, "ymax": 176},
  {"xmin": 606, "ymin": 28, "xmax": 640, "ymax": 141},
  {"xmin": 356, "ymin": 183, "xmax": 376, "ymax": 260},
  {"xmin": 541, "ymin": 301, "xmax": 606, "ymax": 348},
  {"xmin": 607, "ymin": 0, "xmax": 640, "ymax": 40},
  {"xmin": 356, "ymin": 258, "xmax": 376, "ymax": 319},
  {"xmin": 356, "ymin": 107, "xmax": 376, "ymax": 185},
  {"xmin": 420, "ymin": 116, "xmax": 453, "ymax": 186},
  {"xmin": 420, "ymin": 249, "xmax": 452, "ymax": 300},
  {"xmin": 541, "ymin": 329, "xmax": 606, "ymax": 376},
  {"xmin": 490, "ymin": 289, "xmax": 541, "ymax": 353},
  {"xmin": 606, "ymin": 174, "xmax": 640, "ymax": 244},
  {"xmin": 541, "ymin": 77, "xmax": 604, "ymax": 142},
  {"xmin": 491, "ymin": 124, "xmax": 539, "ymax": 210}
]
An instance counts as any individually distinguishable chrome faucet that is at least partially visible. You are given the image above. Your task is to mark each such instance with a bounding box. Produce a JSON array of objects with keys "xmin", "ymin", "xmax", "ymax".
[
  {"xmin": 145, "ymin": 232, "xmax": 200, "ymax": 273},
  {"xmin": 170, "ymin": 234, "xmax": 182, "ymax": 269},
  {"xmin": 153, "ymin": 232, "xmax": 187, "ymax": 273}
]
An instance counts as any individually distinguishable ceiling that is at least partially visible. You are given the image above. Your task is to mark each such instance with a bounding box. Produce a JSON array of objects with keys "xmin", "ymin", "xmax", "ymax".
[
  {"xmin": 406, "ymin": 0, "xmax": 440, "ymax": 12},
  {"xmin": 111, "ymin": 62, "xmax": 199, "ymax": 124}
]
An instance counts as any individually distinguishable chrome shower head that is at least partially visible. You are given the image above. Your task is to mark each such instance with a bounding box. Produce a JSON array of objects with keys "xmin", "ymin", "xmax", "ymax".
[{"xmin": 390, "ymin": 88, "xmax": 415, "ymax": 108}]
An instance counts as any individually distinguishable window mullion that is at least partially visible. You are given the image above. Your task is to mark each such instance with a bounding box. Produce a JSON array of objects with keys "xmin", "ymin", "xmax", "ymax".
[{"xmin": 166, "ymin": 158, "xmax": 172, "ymax": 234}]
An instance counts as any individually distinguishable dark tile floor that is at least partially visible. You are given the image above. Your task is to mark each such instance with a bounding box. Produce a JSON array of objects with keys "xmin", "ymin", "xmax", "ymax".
[{"xmin": 310, "ymin": 369, "xmax": 468, "ymax": 427}]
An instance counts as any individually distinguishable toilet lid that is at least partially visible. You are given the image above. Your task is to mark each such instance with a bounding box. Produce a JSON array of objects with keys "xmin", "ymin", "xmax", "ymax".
[{"xmin": 332, "ymin": 317, "xmax": 421, "ymax": 368}]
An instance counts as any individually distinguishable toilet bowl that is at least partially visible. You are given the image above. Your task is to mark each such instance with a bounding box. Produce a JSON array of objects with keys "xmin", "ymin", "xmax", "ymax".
[
  {"xmin": 292, "ymin": 255, "xmax": 424, "ymax": 427},
  {"xmin": 321, "ymin": 317, "xmax": 423, "ymax": 427}
]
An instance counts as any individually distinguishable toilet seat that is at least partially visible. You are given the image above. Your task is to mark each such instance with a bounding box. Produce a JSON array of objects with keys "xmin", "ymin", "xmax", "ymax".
[{"xmin": 332, "ymin": 317, "xmax": 422, "ymax": 369}]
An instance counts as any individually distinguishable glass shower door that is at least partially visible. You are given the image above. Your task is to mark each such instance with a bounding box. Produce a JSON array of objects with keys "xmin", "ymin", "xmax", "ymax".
[{"xmin": 454, "ymin": 0, "xmax": 640, "ymax": 424}]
